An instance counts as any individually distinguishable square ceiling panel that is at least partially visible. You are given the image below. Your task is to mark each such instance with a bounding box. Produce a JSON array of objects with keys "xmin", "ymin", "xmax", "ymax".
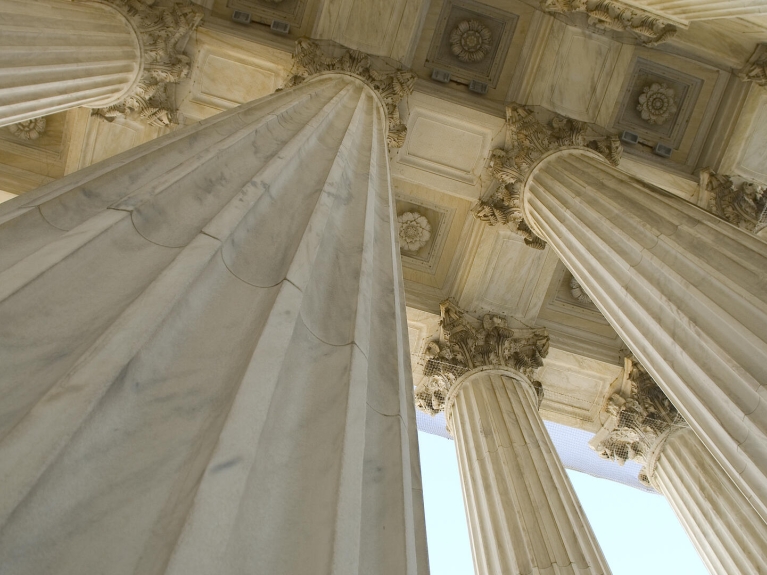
[
  {"xmin": 396, "ymin": 195, "xmax": 455, "ymax": 275},
  {"xmin": 612, "ymin": 57, "xmax": 703, "ymax": 149},
  {"xmin": 425, "ymin": 0, "xmax": 518, "ymax": 87}
]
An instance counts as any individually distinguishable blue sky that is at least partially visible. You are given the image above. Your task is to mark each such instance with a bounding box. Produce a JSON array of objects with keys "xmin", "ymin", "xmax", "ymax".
[{"xmin": 417, "ymin": 431, "xmax": 708, "ymax": 575}]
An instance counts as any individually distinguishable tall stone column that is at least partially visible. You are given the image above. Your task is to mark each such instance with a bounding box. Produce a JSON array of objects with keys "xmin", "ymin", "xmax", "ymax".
[
  {"xmin": 591, "ymin": 357, "xmax": 767, "ymax": 575},
  {"xmin": 519, "ymin": 144, "xmax": 767, "ymax": 523},
  {"xmin": 0, "ymin": 0, "xmax": 202, "ymax": 128},
  {"xmin": 628, "ymin": 0, "xmax": 767, "ymax": 21},
  {"xmin": 0, "ymin": 43, "xmax": 428, "ymax": 575},
  {"xmin": 647, "ymin": 429, "xmax": 767, "ymax": 574},
  {"xmin": 415, "ymin": 301, "xmax": 611, "ymax": 575}
]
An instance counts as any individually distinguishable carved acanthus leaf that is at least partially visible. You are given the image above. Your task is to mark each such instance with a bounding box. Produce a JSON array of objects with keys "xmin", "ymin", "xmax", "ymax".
[
  {"xmin": 703, "ymin": 170, "xmax": 767, "ymax": 236},
  {"xmin": 540, "ymin": 0, "xmax": 677, "ymax": 46},
  {"xmin": 7, "ymin": 117, "xmax": 46, "ymax": 141},
  {"xmin": 589, "ymin": 356, "xmax": 686, "ymax": 486},
  {"xmin": 285, "ymin": 39, "xmax": 416, "ymax": 148},
  {"xmin": 92, "ymin": 0, "xmax": 203, "ymax": 128},
  {"xmin": 740, "ymin": 43, "xmax": 767, "ymax": 87},
  {"xmin": 474, "ymin": 104, "xmax": 622, "ymax": 249},
  {"xmin": 414, "ymin": 300, "xmax": 549, "ymax": 415}
]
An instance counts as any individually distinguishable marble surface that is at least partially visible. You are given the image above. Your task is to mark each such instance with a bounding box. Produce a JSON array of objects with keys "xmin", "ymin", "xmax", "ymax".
[
  {"xmin": 0, "ymin": 74, "xmax": 428, "ymax": 575},
  {"xmin": 523, "ymin": 147, "xmax": 767, "ymax": 525}
]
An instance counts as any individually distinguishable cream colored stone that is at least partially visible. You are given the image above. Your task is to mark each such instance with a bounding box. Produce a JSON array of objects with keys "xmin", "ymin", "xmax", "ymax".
[{"xmin": 0, "ymin": 73, "xmax": 427, "ymax": 575}]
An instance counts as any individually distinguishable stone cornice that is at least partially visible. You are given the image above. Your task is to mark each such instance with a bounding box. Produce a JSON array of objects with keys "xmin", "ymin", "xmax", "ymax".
[
  {"xmin": 284, "ymin": 39, "xmax": 416, "ymax": 148},
  {"xmin": 474, "ymin": 104, "xmax": 621, "ymax": 249},
  {"xmin": 589, "ymin": 356, "xmax": 686, "ymax": 486},
  {"xmin": 540, "ymin": 0, "xmax": 678, "ymax": 46},
  {"xmin": 93, "ymin": 0, "xmax": 204, "ymax": 127},
  {"xmin": 414, "ymin": 300, "xmax": 549, "ymax": 416}
]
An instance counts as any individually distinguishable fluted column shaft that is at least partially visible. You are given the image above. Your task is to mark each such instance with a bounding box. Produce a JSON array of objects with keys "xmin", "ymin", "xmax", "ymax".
[
  {"xmin": 0, "ymin": 0, "xmax": 141, "ymax": 126},
  {"xmin": 522, "ymin": 147, "xmax": 767, "ymax": 523},
  {"xmin": 0, "ymin": 74, "xmax": 427, "ymax": 575},
  {"xmin": 447, "ymin": 367, "xmax": 611, "ymax": 575},
  {"xmin": 646, "ymin": 428, "xmax": 767, "ymax": 574},
  {"xmin": 628, "ymin": 0, "xmax": 767, "ymax": 20}
]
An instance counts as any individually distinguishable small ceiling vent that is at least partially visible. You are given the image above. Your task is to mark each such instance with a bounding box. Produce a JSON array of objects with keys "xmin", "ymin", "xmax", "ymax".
[
  {"xmin": 271, "ymin": 20, "xmax": 290, "ymax": 34},
  {"xmin": 431, "ymin": 69, "xmax": 451, "ymax": 83},
  {"xmin": 468, "ymin": 80, "xmax": 488, "ymax": 95},
  {"xmin": 653, "ymin": 143, "xmax": 673, "ymax": 158},
  {"xmin": 620, "ymin": 131, "xmax": 639, "ymax": 145},
  {"xmin": 231, "ymin": 10, "xmax": 251, "ymax": 24}
]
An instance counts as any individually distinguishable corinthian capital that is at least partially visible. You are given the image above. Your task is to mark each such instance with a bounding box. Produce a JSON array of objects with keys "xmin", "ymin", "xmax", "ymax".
[
  {"xmin": 284, "ymin": 39, "xmax": 416, "ymax": 148},
  {"xmin": 474, "ymin": 104, "xmax": 621, "ymax": 249},
  {"xmin": 414, "ymin": 300, "xmax": 549, "ymax": 415},
  {"xmin": 540, "ymin": 0, "xmax": 677, "ymax": 47},
  {"xmin": 740, "ymin": 43, "xmax": 767, "ymax": 88},
  {"xmin": 93, "ymin": 0, "xmax": 204, "ymax": 127},
  {"xmin": 701, "ymin": 169, "xmax": 767, "ymax": 237},
  {"xmin": 589, "ymin": 356, "xmax": 686, "ymax": 486}
]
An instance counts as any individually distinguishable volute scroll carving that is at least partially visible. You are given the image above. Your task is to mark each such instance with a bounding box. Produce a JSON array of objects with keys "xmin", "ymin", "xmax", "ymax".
[
  {"xmin": 285, "ymin": 39, "xmax": 416, "ymax": 148},
  {"xmin": 475, "ymin": 104, "xmax": 622, "ymax": 249},
  {"xmin": 414, "ymin": 300, "xmax": 549, "ymax": 417}
]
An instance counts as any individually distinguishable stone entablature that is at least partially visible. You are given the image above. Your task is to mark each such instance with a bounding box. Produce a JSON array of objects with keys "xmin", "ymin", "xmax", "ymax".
[
  {"xmin": 474, "ymin": 104, "xmax": 622, "ymax": 249},
  {"xmin": 93, "ymin": 0, "xmax": 203, "ymax": 127},
  {"xmin": 285, "ymin": 39, "xmax": 416, "ymax": 148},
  {"xmin": 589, "ymin": 356, "xmax": 686, "ymax": 485},
  {"xmin": 540, "ymin": 0, "xmax": 678, "ymax": 46},
  {"xmin": 414, "ymin": 299, "xmax": 549, "ymax": 416}
]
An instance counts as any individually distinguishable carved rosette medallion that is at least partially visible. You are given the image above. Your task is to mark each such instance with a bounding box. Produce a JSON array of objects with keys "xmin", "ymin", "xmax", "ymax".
[
  {"xmin": 398, "ymin": 211, "xmax": 432, "ymax": 252},
  {"xmin": 703, "ymin": 171, "xmax": 767, "ymax": 236},
  {"xmin": 414, "ymin": 300, "xmax": 549, "ymax": 417},
  {"xmin": 540, "ymin": 0, "xmax": 677, "ymax": 46},
  {"xmin": 449, "ymin": 20, "xmax": 492, "ymax": 63},
  {"xmin": 637, "ymin": 83, "xmax": 677, "ymax": 125},
  {"xmin": 474, "ymin": 104, "xmax": 622, "ymax": 250},
  {"xmin": 589, "ymin": 356, "xmax": 686, "ymax": 486},
  {"xmin": 93, "ymin": 0, "xmax": 204, "ymax": 127},
  {"xmin": 7, "ymin": 117, "xmax": 46, "ymax": 140},
  {"xmin": 285, "ymin": 39, "xmax": 416, "ymax": 148}
]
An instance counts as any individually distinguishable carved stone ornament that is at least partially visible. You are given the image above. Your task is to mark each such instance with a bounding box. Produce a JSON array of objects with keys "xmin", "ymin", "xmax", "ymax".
[
  {"xmin": 589, "ymin": 356, "xmax": 686, "ymax": 486},
  {"xmin": 540, "ymin": 0, "xmax": 677, "ymax": 46},
  {"xmin": 703, "ymin": 170, "xmax": 767, "ymax": 237},
  {"xmin": 637, "ymin": 83, "xmax": 677, "ymax": 125},
  {"xmin": 449, "ymin": 20, "xmax": 493, "ymax": 63},
  {"xmin": 93, "ymin": 0, "xmax": 204, "ymax": 127},
  {"xmin": 474, "ymin": 104, "xmax": 622, "ymax": 249},
  {"xmin": 398, "ymin": 211, "xmax": 432, "ymax": 252},
  {"xmin": 7, "ymin": 117, "xmax": 46, "ymax": 140},
  {"xmin": 285, "ymin": 39, "xmax": 416, "ymax": 148},
  {"xmin": 569, "ymin": 276, "xmax": 593, "ymax": 304},
  {"xmin": 740, "ymin": 43, "xmax": 767, "ymax": 87},
  {"xmin": 414, "ymin": 300, "xmax": 549, "ymax": 416}
]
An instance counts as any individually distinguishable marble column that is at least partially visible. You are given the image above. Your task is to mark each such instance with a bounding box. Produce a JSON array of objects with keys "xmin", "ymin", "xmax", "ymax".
[
  {"xmin": 591, "ymin": 356, "xmax": 767, "ymax": 574},
  {"xmin": 630, "ymin": 0, "xmax": 767, "ymax": 20},
  {"xmin": 521, "ymin": 147, "xmax": 767, "ymax": 523},
  {"xmin": 0, "ymin": 63, "xmax": 428, "ymax": 575},
  {"xmin": 0, "ymin": 0, "xmax": 141, "ymax": 126},
  {"xmin": 0, "ymin": 0, "xmax": 202, "ymax": 128},
  {"xmin": 647, "ymin": 427, "xmax": 767, "ymax": 573},
  {"xmin": 416, "ymin": 302, "xmax": 611, "ymax": 575}
]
